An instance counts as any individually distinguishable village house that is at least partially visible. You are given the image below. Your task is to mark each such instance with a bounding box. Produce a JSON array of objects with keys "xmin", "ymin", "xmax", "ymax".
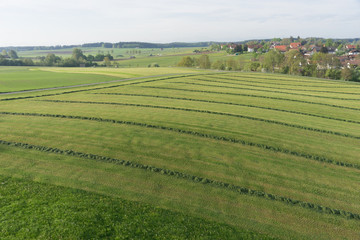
[
  {"xmin": 346, "ymin": 45, "xmax": 357, "ymax": 50},
  {"xmin": 290, "ymin": 42, "xmax": 301, "ymax": 49},
  {"xmin": 247, "ymin": 44, "xmax": 263, "ymax": 53},
  {"xmin": 273, "ymin": 45, "xmax": 287, "ymax": 52}
]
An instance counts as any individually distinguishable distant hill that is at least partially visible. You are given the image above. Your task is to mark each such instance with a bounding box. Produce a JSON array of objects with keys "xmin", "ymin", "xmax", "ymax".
[
  {"xmin": 0, "ymin": 42, "xmax": 216, "ymax": 52},
  {"xmin": 1, "ymin": 38, "xmax": 360, "ymax": 51}
]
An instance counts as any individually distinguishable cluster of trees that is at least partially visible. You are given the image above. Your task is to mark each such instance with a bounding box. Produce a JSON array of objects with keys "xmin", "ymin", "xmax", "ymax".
[
  {"xmin": 177, "ymin": 55, "xmax": 211, "ymax": 69},
  {"xmin": 178, "ymin": 55, "xmax": 258, "ymax": 71},
  {"xmin": 260, "ymin": 50, "xmax": 360, "ymax": 81},
  {"xmin": 177, "ymin": 52, "xmax": 360, "ymax": 82},
  {"xmin": 40, "ymin": 49, "xmax": 115, "ymax": 67},
  {"xmin": 0, "ymin": 50, "xmax": 34, "ymax": 66},
  {"xmin": 0, "ymin": 48, "xmax": 115, "ymax": 67}
]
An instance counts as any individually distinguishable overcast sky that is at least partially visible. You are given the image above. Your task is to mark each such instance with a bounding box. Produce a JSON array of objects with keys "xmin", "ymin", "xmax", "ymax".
[{"xmin": 1, "ymin": 0, "xmax": 359, "ymax": 46}]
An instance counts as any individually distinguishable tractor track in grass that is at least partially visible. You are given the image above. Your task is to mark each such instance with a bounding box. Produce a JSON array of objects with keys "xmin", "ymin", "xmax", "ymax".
[
  {"xmin": 194, "ymin": 76, "xmax": 360, "ymax": 96},
  {"xmin": 1, "ymin": 111, "xmax": 359, "ymax": 171},
  {"xmin": 0, "ymin": 138, "xmax": 359, "ymax": 221},
  {"xmin": 141, "ymin": 86, "xmax": 360, "ymax": 111},
  {"xmin": 90, "ymin": 92, "xmax": 360, "ymax": 124},
  {"xmin": 35, "ymin": 99, "xmax": 360, "ymax": 140},
  {"xmin": 174, "ymin": 82, "xmax": 360, "ymax": 101}
]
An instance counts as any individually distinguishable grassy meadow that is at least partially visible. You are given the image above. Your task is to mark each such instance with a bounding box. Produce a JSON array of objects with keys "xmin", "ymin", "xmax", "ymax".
[{"xmin": 0, "ymin": 67, "xmax": 360, "ymax": 239}]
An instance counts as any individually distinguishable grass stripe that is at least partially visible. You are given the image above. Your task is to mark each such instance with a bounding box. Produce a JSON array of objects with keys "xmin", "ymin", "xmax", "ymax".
[
  {"xmin": 1, "ymin": 111, "xmax": 358, "ymax": 171},
  {"xmin": 0, "ymin": 74, "xmax": 204, "ymax": 102},
  {"xmin": 91, "ymin": 92, "xmax": 360, "ymax": 124},
  {"xmin": 175, "ymin": 82, "xmax": 360, "ymax": 101},
  {"xmin": 142, "ymin": 86, "xmax": 360, "ymax": 111},
  {"xmin": 225, "ymin": 73, "xmax": 360, "ymax": 86},
  {"xmin": 1, "ymin": 138, "xmax": 359, "ymax": 221},
  {"xmin": 36, "ymin": 99, "xmax": 360, "ymax": 140},
  {"xmin": 216, "ymin": 74, "xmax": 360, "ymax": 88},
  {"xmin": 196, "ymin": 76, "xmax": 360, "ymax": 96}
]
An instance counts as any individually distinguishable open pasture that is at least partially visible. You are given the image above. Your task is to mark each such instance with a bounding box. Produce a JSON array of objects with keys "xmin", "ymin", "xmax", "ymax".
[{"xmin": 0, "ymin": 69, "xmax": 359, "ymax": 239}]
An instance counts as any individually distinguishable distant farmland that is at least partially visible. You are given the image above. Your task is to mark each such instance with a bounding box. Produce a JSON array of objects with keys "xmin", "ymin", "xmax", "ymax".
[{"xmin": 0, "ymin": 68, "xmax": 359, "ymax": 239}]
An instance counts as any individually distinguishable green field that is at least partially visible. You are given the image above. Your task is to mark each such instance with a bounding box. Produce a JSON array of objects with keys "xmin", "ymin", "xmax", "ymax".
[
  {"xmin": 0, "ymin": 67, "xmax": 204, "ymax": 92},
  {"xmin": 17, "ymin": 47, "xmax": 200, "ymax": 59},
  {"xmin": 1, "ymin": 67, "xmax": 360, "ymax": 239},
  {"xmin": 16, "ymin": 46, "xmax": 252, "ymax": 68}
]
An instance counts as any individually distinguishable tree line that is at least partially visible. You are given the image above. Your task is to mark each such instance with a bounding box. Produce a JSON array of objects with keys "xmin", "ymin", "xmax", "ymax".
[
  {"xmin": 177, "ymin": 52, "xmax": 360, "ymax": 82},
  {"xmin": 0, "ymin": 49, "xmax": 114, "ymax": 67}
]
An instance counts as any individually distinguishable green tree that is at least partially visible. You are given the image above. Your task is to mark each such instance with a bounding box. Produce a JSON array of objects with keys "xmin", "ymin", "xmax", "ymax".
[
  {"xmin": 104, "ymin": 57, "xmax": 111, "ymax": 67},
  {"xmin": 199, "ymin": 55, "xmax": 211, "ymax": 69},
  {"xmin": 212, "ymin": 60, "xmax": 225, "ymax": 70},
  {"xmin": 1, "ymin": 50, "xmax": 7, "ymax": 56},
  {"xmin": 325, "ymin": 69, "xmax": 341, "ymax": 80},
  {"xmin": 262, "ymin": 50, "xmax": 284, "ymax": 72},
  {"xmin": 8, "ymin": 50, "xmax": 18, "ymax": 59},
  {"xmin": 284, "ymin": 50, "xmax": 305, "ymax": 75},
  {"xmin": 325, "ymin": 39, "xmax": 334, "ymax": 48},
  {"xmin": 234, "ymin": 44, "xmax": 243, "ymax": 53},
  {"xmin": 341, "ymin": 68, "xmax": 354, "ymax": 81},
  {"xmin": 72, "ymin": 48, "xmax": 85, "ymax": 61},
  {"xmin": 44, "ymin": 53, "xmax": 60, "ymax": 66},
  {"xmin": 226, "ymin": 58, "xmax": 237, "ymax": 71},
  {"xmin": 177, "ymin": 56, "xmax": 194, "ymax": 67},
  {"xmin": 94, "ymin": 54, "xmax": 105, "ymax": 61}
]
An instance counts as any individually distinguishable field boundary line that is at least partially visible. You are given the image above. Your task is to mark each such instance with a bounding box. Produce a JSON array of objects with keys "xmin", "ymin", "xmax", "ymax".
[
  {"xmin": 1, "ymin": 138, "xmax": 359, "ymax": 221},
  {"xmin": 1, "ymin": 111, "xmax": 359, "ymax": 170}
]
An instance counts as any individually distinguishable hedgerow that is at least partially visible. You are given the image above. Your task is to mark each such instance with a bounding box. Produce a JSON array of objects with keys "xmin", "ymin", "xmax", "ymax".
[
  {"xmin": 91, "ymin": 92, "xmax": 360, "ymax": 124},
  {"xmin": 0, "ymin": 111, "xmax": 358, "ymax": 170},
  {"xmin": 36, "ymin": 99, "xmax": 360, "ymax": 140},
  {"xmin": 0, "ymin": 139, "xmax": 359, "ymax": 221},
  {"xmin": 142, "ymin": 86, "xmax": 360, "ymax": 111}
]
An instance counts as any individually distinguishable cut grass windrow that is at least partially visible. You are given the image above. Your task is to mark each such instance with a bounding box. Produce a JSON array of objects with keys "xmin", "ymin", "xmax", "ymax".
[
  {"xmin": 0, "ymin": 74, "xmax": 203, "ymax": 102},
  {"xmin": 225, "ymin": 74, "xmax": 360, "ymax": 86},
  {"xmin": 141, "ymin": 86, "xmax": 360, "ymax": 111},
  {"xmin": 174, "ymin": 82, "xmax": 360, "ymax": 101},
  {"xmin": 1, "ymin": 111, "xmax": 359, "ymax": 170},
  {"xmin": 0, "ymin": 138, "xmax": 359, "ymax": 221},
  {"xmin": 35, "ymin": 99, "xmax": 360, "ymax": 140},
  {"xmin": 194, "ymin": 76, "xmax": 360, "ymax": 96},
  {"xmin": 209, "ymin": 75, "xmax": 360, "ymax": 89},
  {"xmin": 91, "ymin": 92, "xmax": 360, "ymax": 124}
]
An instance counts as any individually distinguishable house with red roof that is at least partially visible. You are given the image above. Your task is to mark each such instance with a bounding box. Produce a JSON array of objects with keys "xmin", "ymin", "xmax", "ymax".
[
  {"xmin": 290, "ymin": 42, "xmax": 301, "ymax": 49},
  {"xmin": 274, "ymin": 45, "xmax": 288, "ymax": 52},
  {"xmin": 346, "ymin": 45, "xmax": 357, "ymax": 50}
]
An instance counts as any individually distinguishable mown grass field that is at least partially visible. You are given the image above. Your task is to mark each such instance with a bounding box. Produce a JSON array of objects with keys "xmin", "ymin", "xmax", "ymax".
[
  {"xmin": 17, "ymin": 47, "xmax": 200, "ymax": 58},
  {"xmin": 0, "ymin": 67, "xmax": 203, "ymax": 92},
  {"xmin": 0, "ymin": 68, "xmax": 360, "ymax": 239}
]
